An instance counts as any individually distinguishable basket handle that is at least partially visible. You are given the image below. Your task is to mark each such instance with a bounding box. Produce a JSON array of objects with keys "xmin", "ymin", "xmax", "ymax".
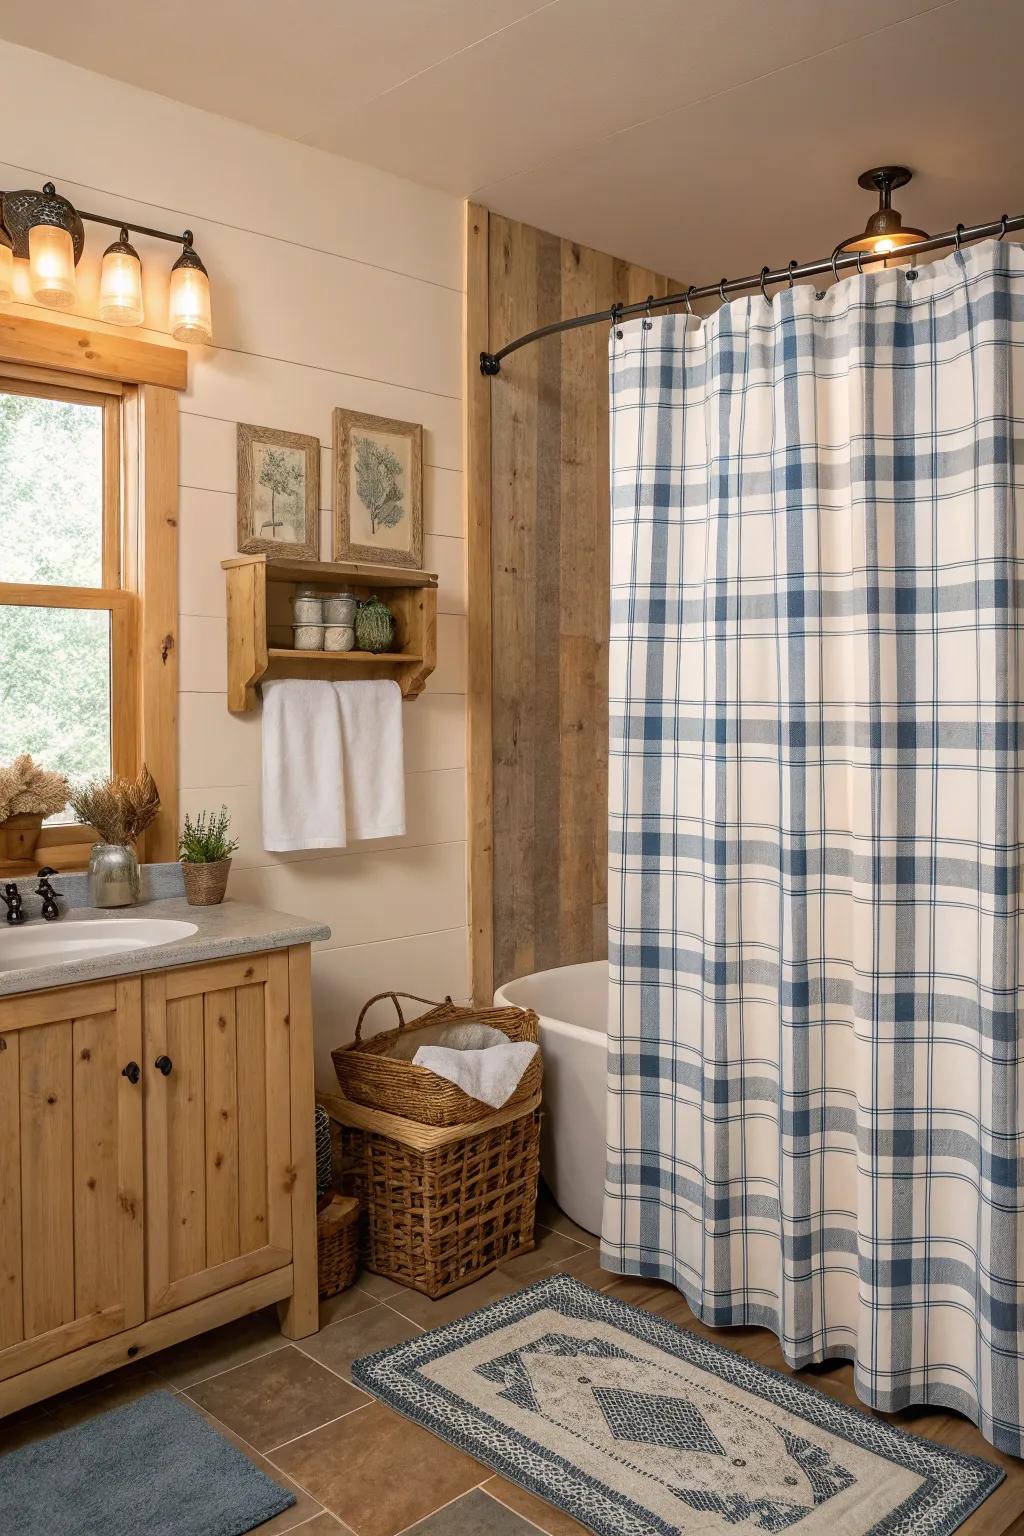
[{"xmin": 353, "ymin": 991, "xmax": 454, "ymax": 1043}]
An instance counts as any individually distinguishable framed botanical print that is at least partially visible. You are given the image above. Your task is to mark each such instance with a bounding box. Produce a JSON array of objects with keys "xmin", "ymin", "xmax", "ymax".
[
  {"xmin": 332, "ymin": 407, "xmax": 423, "ymax": 570},
  {"xmin": 237, "ymin": 421, "xmax": 319, "ymax": 560}
]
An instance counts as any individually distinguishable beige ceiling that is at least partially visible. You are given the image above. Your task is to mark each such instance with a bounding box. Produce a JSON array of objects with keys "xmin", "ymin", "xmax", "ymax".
[{"xmin": 0, "ymin": 0, "xmax": 1019, "ymax": 281}]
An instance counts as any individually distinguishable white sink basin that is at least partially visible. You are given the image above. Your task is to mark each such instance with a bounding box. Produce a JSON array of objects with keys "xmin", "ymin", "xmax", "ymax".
[{"xmin": 0, "ymin": 918, "xmax": 198, "ymax": 975}]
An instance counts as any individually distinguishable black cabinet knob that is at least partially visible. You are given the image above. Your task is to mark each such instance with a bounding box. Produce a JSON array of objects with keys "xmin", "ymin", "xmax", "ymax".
[
  {"xmin": 154, "ymin": 1055, "xmax": 173, "ymax": 1077},
  {"xmin": 121, "ymin": 1061, "xmax": 141, "ymax": 1085}
]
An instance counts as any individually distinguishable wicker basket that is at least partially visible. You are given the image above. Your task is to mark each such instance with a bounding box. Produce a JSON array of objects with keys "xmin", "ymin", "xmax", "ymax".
[
  {"xmin": 332, "ymin": 992, "xmax": 542, "ymax": 1128},
  {"xmin": 317, "ymin": 1192, "xmax": 361, "ymax": 1299},
  {"xmin": 325, "ymin": 1091, "xmax": 541, "ymax": 1298}
]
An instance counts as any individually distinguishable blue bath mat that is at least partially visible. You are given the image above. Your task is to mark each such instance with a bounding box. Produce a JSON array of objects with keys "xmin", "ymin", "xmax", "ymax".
[
  {"xmin": 0, "ymin": 1389, "xmax": 295, "ymax": 1535},
  {"xmin": 353, "ymin": 1274, "xmax": 1003, "ymax": 1536}
]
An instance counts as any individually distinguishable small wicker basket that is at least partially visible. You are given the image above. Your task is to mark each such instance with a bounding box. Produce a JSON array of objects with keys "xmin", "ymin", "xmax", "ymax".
[
  {"xmin": 317, "ymin": 1192, "xmax": 361, "ymax": 1299},
  {"xmin": 325, "ymin": 1091, "xmax": 541, "ymax": 1298},
  {"xmin": 332, "ymin": 992, "xmax": 542, "ymax": 1128}
]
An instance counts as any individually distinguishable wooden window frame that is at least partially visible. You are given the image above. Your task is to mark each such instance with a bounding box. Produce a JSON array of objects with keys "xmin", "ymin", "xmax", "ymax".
[{"xmin": 0, "ymin": 320, "xmax": 186, "ymax": 874}]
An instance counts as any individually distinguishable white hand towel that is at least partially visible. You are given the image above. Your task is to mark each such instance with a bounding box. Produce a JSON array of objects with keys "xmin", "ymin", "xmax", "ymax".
[
  {"xmin": 334, "ymin": 680, "xmax": 406, "ymax": 841},
  {"xmin": 413, "ymin": 1040, "xmax": 538, "ymax": 1109},
  {"xmin": 261, "ymin": 679, "xmax": 346, "ymax": 850}
]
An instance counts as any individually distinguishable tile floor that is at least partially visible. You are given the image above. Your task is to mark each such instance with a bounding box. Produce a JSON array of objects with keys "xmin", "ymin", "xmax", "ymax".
[{"xmin": 4, "ymin": 1190, "xmax": 1024, "ymax": 1535}]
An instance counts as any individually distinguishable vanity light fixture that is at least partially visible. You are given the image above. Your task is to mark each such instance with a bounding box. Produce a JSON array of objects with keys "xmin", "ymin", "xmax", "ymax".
[
  {"xmin": 836, "ymin": 166, "xmax": 929, "ymax": 257},
  {"xmin": 0, "ymin": 181, "xmax": 214, "ymax": 342}
]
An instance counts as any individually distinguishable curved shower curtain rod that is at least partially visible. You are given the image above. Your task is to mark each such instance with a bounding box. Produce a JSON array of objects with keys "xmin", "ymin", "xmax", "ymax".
[{"xmin": 479, "ymin": 210, "xmax": 1024, "ymax": 376}]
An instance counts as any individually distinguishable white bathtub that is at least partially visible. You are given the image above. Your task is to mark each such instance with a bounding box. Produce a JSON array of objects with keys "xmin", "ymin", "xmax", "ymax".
[{"xmin": 495, "ymin": 959, "xmax": 608, "ymax": 1236}]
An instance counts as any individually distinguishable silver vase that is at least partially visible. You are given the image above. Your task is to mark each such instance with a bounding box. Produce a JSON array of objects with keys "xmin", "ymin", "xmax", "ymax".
[{"xmin": 88, "ymin": 843, "xmax": 140, "ymax": 908}]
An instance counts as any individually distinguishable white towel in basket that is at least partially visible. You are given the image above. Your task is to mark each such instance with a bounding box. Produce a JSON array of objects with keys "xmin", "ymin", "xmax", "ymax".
[{"xmin": 413, "ymin": 1035, "xmax": 538, "ymax": 1109}]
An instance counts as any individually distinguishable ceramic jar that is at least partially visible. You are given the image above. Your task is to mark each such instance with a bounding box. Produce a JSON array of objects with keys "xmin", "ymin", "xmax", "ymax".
[{"xmin": 88, "ymin": 842, "xmax": 140, "ymax": 907}]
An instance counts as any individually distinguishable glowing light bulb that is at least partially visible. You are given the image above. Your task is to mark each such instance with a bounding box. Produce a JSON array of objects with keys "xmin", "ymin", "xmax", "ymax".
[
  {"xmin": 169, "ymin": 240, "xmax": 212, "ymax": 344},
  {"xmin": 99, "ymin": 232, "xmax": 144, "ymax": 326},
  {"xmin": 28, "ymin": 223, "xmax": 76, "ymax": 307}
]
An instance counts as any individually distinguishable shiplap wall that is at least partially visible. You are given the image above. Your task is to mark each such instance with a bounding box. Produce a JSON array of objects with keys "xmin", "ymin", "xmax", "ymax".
[
  {"xmin": 485, "ymin": 212, "xmax": 678, "ymax": 988},
  {"xmin": 0, "ymin": 41, "xmax": 469, "ymax": 1086}
]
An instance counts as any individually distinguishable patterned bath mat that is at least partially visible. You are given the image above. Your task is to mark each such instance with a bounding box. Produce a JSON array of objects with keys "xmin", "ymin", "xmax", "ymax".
[{"xmin": 352, "ymin": 1274, "xmax": 1003, "ymax": 1536}]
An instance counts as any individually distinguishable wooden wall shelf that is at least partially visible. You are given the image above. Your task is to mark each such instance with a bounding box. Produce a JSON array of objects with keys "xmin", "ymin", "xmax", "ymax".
[{"xmin": 222, "ymin": 554, "xmax": 437, "ymax": 712}]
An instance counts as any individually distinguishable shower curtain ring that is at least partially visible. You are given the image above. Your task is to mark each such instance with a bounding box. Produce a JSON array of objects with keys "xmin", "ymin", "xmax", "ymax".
[
  {"xmin": 643, "ymin": 294, "xmax": 654, "ymax": 329},
  {"xmin": 954, "ymin": 222, "xmax": 964, "ymax": 253},
  {"xmin": 718, "ymin": 277, "xmax": 728, "ymax": 307},
  {"xmin": 831, "ymin": 248, "xmax": 841, "ymax": 286},
  {"xmin": 787, "ymin": 260, "xmax": 798, "ymax": 289},
  {"xmin": 684, "ymin": 285, "xmax": 696, "ymax": 315},
  {"xmin": 856, "ymin": 251, "xmax": 864, "ymax": 276},
  {"xmin": 999, "ymin": 214, "xmax": 1009, "ymax": 241},
  {"xmin": 759, "ymin": 266, "xmax": 771, "ymax": 306}
]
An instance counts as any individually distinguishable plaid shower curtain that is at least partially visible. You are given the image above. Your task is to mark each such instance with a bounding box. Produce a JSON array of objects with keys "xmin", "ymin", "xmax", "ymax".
[{"xmin": 603, "ymin": 239, "xmax": 1024, "ymax": 1454}]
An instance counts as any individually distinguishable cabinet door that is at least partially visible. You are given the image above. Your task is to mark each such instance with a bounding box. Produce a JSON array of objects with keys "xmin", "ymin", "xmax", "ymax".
[
  {"xmin": 0, "ymin": 978, "xmax": 144, "ymax": 1383},
  {"xmin": 142, "ymin": 953, "xmax": 293, "ymax": 1316}
]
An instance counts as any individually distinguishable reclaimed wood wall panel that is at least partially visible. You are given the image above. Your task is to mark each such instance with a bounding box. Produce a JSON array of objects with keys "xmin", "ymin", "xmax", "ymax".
[{"xmin": 480, "ymin": 209, "xmax": 678, "ymax": 991}]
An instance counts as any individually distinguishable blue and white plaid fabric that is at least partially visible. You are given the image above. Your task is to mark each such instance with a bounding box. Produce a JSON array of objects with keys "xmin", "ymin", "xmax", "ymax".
[{"xmin": 603, "ymin": 240, "xmax": 1024, "ymax": 1456}]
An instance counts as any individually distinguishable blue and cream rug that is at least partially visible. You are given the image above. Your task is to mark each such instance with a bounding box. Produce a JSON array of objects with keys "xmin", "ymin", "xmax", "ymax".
[{"xmin": 352, "ymin": 1274, "xmax": 1003, "ymax": 1536}]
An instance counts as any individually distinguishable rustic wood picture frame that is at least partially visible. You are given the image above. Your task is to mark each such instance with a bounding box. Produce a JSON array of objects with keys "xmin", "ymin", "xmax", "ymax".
[
  {"xmin": 332, "ymin": 407, "xmax": 423, "ymax": 570},
  {"xmin": 237, "ymin": 421, "xmax": 320, "ymax": 561}
]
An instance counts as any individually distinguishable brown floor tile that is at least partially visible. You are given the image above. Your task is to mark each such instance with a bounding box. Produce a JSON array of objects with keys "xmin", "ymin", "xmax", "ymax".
[
  {"xmin": 147, "ymin": 1306, "xmax": 283, "ymax": 1389},
  {"xmin": 543, "ymin": 1246, "xmax": 621, "ymax": 1291},
  {"xmin": 356, "ymin": 1271, "xmax": 406, "ymax": 1301},
  {"xmin": 189, "ymin": 1399, "xmax": 326, "ymax": 1532},
  {"xmin": 319, "ymin": 1284, "xmax": 381, "ymax": 1329},
  {"xmin": 296, "ymin": 1517, "xmax": 353, "ymax": 1533},
  {"xmin": 300, "ymin": 1304, "xmax": 422, "ymax": 1382},
  {"xmin": 483, "ymin": 1476, "xmax": 591, "ymax": 1536},
  {"xmin": 535, "ymin": 1190, "xmax": 599, "ymax": 1250},
  {"xmin": 500, "ymin": 1227, "xmax": 589, "ymax": 1282},
  {"xmin": 186, "ymin": 1345, "xmax": 367, "ymax": 1452},
  {"xmin": 402, "ymin": 1487, "xmax": 545, "ymax": 1533},
  {"xmin": 46, "ymin": 1370, "xmax": 170, "ymax": 1432},
  {"xmin": 385, "ymin": 1269, "xmax": 518, "ymax": 1330},
  {"xmin": 272, "ymin": 1400, "xmax": 483, "ymax": 1536}
]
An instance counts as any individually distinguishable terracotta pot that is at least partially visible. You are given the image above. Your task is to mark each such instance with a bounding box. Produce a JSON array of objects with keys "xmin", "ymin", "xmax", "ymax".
[
  {"xmin": 181, "ymin": 857, "xmax": 232, "ymax": 906},
  {"xmin": 0, "ymin": 812, "xmax": 43, "ymax": 864}
]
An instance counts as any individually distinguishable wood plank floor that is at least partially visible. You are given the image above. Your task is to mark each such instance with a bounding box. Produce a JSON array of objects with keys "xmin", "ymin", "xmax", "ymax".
[{"xmin": 2, "ymin": 1189, "xmax": 1021, "ymax": 1534}]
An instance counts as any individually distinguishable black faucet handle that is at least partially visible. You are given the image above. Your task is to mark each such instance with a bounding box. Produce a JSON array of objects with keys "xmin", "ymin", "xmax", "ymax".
[
  {"xmin": 1, "ymin": 882, "xmax": 26, "ymax": 925},
  {"xmin": 34, "ymin": 869, "xmax": 61, "ymax": 921}
]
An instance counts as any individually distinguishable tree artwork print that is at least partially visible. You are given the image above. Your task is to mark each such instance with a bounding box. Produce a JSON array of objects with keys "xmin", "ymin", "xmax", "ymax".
[{"xmin": 354, "ymin": 434, "xmax": 405, "ymax": 534}]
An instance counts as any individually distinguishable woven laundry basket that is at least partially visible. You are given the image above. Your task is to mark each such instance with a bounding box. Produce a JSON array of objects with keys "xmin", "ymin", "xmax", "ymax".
[
  {"xmin": 324, "ymin": 1090, "xmax": 541, "ymax": 1298},
  {"xmin": 332, "ymin": 991, "xmax": 542, "ymax": 1128}
]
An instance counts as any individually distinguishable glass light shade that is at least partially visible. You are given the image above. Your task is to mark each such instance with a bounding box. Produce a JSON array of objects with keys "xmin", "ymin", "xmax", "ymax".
[
  {"xmin": 28, "ymin": 223, "xmax": 76, "ymax": 307},
  {"xmin": 0, "ymin": 239, "xmax": 12, "ymax": 303},
  {"xmin": 99, "ymin": 242, "xmax": 144, "ymax": 326},
  {"xmin": 169, "ymin": 258, "xmax": 212, "ymax": 344}
]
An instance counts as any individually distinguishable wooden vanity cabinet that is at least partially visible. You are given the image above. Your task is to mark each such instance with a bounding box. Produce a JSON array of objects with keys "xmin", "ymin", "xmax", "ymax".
[{"xmin": 0, "ymin": 945, "xmax": 317, "ymax": 1417}]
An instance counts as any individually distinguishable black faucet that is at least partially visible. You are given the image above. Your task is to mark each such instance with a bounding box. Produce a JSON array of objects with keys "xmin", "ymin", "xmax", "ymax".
[
  {"xmin": 35, "ymin": 867, "xmax": 61, "ymax": 921},
  {"xmin": 0, "ymin": 883, "xmax": 25, "ymax": 924}
]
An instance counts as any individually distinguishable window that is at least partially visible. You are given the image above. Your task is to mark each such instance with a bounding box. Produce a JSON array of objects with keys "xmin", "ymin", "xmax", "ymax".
[{"xmin": 0, "ymin": 373, "xmax": 139, "ymax": 865}]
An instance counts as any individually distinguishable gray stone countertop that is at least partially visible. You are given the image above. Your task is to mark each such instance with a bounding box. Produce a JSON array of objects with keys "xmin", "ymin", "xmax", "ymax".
[{"xmin": 0, "ymin": 894, "xmax": 331, "ymax": 999}]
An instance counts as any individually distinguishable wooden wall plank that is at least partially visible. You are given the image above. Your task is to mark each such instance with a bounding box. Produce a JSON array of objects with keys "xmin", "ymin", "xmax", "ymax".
[
  {"xmin": 20, "ymin": 1023, "xmax": 74, "ymax": 1338},
  {"xmin": 475, "ymin": 212, "xmax": 677, "ymax": 989},
  {"xmin": 465, "ymin": 202, "xmax": 494, "ymax": 1007},
  {"xmin": 236, "ymin": 983, "xmax": 269, "ymax": 1254},
  {"xmin": 0, "ymin": 1031, "xmax": 22, "ymax": 1349},
  {"xmin": 203, "ymin": 990, "xmax": 240, "ymax": 1267},
  {"xmin": 167, "ymin": 994, "xmax": 207, "ymax": 1285},
  {"xmin": 72, "ymin": 1012, "xmax": 121, "ymax": 1318}
]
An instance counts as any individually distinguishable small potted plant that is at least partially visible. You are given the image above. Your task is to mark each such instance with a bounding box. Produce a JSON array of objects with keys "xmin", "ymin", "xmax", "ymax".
[
  {"xmin": 0, "ymin": 754, "xmax": 70, "ymax": 864},
  {"xmin": 178, "ymin": 806, "xmax": 239, "ymax": 907},
  {"xmin": 69, "ymin": 766, "xmax": 161, "ymax": 907}
]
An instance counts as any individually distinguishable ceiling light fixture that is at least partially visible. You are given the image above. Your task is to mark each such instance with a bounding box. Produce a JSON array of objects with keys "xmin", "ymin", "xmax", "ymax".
[
  {"xmin": 0, "ymin": 181, "xmax": 213, "ymax": 342},
  {"xmin": 836, "ymin": 166, "xmax": 929, "ymax": 257}
]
